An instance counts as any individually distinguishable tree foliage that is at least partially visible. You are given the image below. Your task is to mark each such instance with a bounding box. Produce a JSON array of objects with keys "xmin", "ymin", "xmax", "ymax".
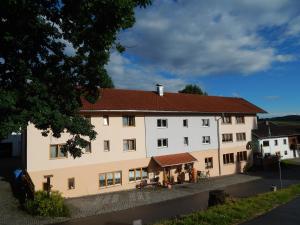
[
  {"xmin": 179, "ymin": 84, "xmax": 208, "ymax": 95},
  {"xmin": 0, "ymin": 0, "xmax": 151, "ymax": 157}
]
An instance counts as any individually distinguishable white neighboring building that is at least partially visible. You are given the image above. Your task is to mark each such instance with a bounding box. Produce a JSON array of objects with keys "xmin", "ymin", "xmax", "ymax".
[{"xmin": 252, "ymin": 122, "xmax": 300, "ymax": 159}]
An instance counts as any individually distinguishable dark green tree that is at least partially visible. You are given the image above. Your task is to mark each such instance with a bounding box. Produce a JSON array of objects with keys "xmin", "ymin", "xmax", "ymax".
[
  {"xmin": 0, "ymin": 0, "xmax": 150, "ymax": 157},
  {"xmin": 179, "ymin": 84, "xmax": 208, "ymax": 95}
]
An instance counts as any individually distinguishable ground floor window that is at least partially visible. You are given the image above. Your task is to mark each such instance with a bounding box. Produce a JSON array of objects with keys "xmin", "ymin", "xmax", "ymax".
[
  {"xmin": 129, "ymin": 167, "xmax": 148, "ymax": 182},
  {"xmin": 237, "ymin": 151, "xmax": 247, "ymax": 162},
  {"xmin": 205, "ymin": 157, "xmax": 213, "ymax": 169},
  {"xmin": 99, "ymin": 171, "xmax": 122, "ymax": 188},
  {"xmin": 284, "ymin": 150, "xmax": 288, "ymax": 155},
  {"xmin": 223, "ymin": 153, "xmax": 234, "ymax": 164},
  {"xmin": 68, "ymin": 178, "xmax": 75, "ymax": 190}
]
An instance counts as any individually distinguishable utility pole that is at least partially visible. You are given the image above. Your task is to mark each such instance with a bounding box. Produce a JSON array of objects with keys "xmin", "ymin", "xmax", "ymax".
[{"xmin": 278, "ymin": 155, "xmax": 283, "ymax": 189}]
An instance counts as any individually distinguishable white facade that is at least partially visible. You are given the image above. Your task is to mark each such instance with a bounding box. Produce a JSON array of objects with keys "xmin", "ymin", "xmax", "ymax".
[
  {"xmin": 259, "ymin": 137, "xmax": 298, "ymax": 159},
  {"xmin": 145, "ymin": 115, "xmax": 218, "ymax": 157}
]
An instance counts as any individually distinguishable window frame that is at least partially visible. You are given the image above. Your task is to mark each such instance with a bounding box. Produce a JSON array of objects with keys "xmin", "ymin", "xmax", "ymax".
[
  {"xmin": 223, "ymin": 153, "xmax": 234, "ymax": 164},
  {"xmin": 205, "ymin": 157, "xmax": 213, "ymax": 169},
  {"xmin": 68, "ymin": 178, "xmax": 75, "ymax": 190},
  {"xmin": 236, "ymin": 132, "xmax": 246, "ymax": 142},
  {"xmin": 183, "ymin": 119, "xmax": 188, "ymax": 127},
  {"xmin": 235, "ymin": 116, "xmax": 245, "ymax": 124},
  {"xmin": 123, "ymin": 139, "xmax": 136, "ymax": 151},
  {"xmin": 184, "ymin": 137, "xmax": 189, "ymax": 146},
  {"xmin": 157, "ymin": 119, "xmax": 168, "ymax": 128},
  {"xmin": 201, "ymin": 119, "xmax": 210, "ymax": 127},
  {"xmin": 263, "ymin": 140, "xmax": 270, "ymax": 147},
  {"xmin": 222, "ymin": 133, "xmax": 233, "ymax": 143},
  {"xmin": 129, "ymin": 167, "xmax": 148, "ymax": 182},
  {"xmin": 49, "ymin": 144, "xmax": 67, "ymax": 159},
  {"xmin": 157, "ymin": 138, "xmax": 168, "ymax": 148},
  {"xmin": 237, "ymin": 151, "xmax": 247, "ymax": 162},
  {"xmin": 222, "ymin": 116, "xmax": 232, "ymax": 124},
  {"xmin": 122, "ymin": 115, "xmax": 136, "ymax": 127},
  {"xmin": 99, "ymin": 171, "xmax": 122, "ymax": 188},
  {"xmin": 202, "ymin": 136, "xmax": 211, "ymax": 144},
  {"xmin": 104, "ymin": 140, "xmax": 110, "ymax": 152}
]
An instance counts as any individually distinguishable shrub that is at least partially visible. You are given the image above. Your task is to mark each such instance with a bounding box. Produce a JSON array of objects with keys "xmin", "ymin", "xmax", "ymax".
[{"xmin": 24, "ymin": 191, "xmax": 69, "ymax": 217}]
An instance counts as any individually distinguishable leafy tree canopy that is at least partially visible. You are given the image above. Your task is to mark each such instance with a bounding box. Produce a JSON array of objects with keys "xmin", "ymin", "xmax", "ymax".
[
  {"xmin": 0, "ymin": 0, "xmax": 151, "ymax": 157},
  {"xmin": 179, "ymin": 84, "xmax": 208, "ymax": 95}
]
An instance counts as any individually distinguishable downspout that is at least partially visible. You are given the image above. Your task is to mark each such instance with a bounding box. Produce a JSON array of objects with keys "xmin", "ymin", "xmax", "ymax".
[{"xmin": 216, "ymin": 114, "xmax": 224, "ymax": 176}]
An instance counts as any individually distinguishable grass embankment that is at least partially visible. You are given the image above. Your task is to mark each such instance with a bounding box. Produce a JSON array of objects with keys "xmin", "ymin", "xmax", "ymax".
[{"xmin": 155, "ymin": 184, "xmax": 300, "ymax": 225}]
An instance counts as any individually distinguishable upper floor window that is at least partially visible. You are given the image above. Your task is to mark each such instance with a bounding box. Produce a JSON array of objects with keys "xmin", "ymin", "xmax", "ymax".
[
  {"xmin": 274, "ymin": 140, "xmax": 278, "ymax": 146},
  {"xmin": 263, "ymin": 141, "xmax": 269, "ymax": 147},
  {"xmin": 236, "ymin": 133, "xmax": 246, "ymax": 142},
  {"xmin": 123, "ymin": 139, "xmax": 136, "ymax": 151},
  {"xmin": 183, "ymin": 119, "xmax": 188, "ymax": 127},
  {"xmin": 283, "ymin": 139, "xmax": 287, "ymax": 145},
  {"xmin": 202, "ymin": 119, "xmax": 210, "ymax": 127},
  {"xmin": 103, "ymin": 115, "xmax": 109, "ymax": 126},
  {"xmin": 50, "ymin": 144, "xmax": 67, "ymax": 159},
  {"xmin": 157, "ymin": 119, "xmax": 168, "ymax": 128},
  {"xmin": 222, "ymin": 116, "xmax": 232, "ymax": 124},
  {"xmin": 184, "ymin": 137, "xmax": 189, "ymax": 146},
  {"xmin": 202, "ymin": 136, "xmax": 211, "ymax": 144},
  {"xmin": 104, "ymin": 140, "xmax": 110, "ymax": 152},
  {"xmin": 85, "ymin": 142, "xmax": 92, "ymax": 153},
  {"xmin": 157, "ymin": 138, "xmax": 168, "ymax": 148},
  {"xmin": 222, "ymin": 133, "xmax": 233, "ymax": 143},
  {"xmin": 123, "ymin": 116, "xmax": 135, "ymax": 126},
  {"xmin": 236, "ymin": 116, "xmax": 245, "ymax": 124}
]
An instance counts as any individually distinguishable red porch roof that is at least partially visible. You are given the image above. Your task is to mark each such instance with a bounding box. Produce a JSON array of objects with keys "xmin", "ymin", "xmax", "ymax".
[{"xmin": 152, "ymin": 153, "xmax": 197, "ymax": 167}]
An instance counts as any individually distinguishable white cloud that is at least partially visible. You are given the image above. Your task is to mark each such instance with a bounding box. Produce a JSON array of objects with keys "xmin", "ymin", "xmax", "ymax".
[{"xmin": 111, "ymin": 0, "xmax": 299, "ymax": 82}]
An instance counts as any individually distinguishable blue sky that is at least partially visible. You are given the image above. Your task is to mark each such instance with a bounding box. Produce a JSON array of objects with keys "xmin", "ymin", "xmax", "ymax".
[{"xmin": 106, "ymin": 0, "xmax": 300, "ymax": 118}]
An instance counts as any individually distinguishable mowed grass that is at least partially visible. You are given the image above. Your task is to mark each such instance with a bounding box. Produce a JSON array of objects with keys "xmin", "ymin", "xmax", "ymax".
[{"xmin": 154, "ymin": 184, "xmax": 300, "ymax": 225}]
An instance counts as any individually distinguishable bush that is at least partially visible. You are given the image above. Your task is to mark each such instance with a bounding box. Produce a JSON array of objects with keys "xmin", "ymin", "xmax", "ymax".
[{"xmin": 24, "ymin": 191, "xmax": 69, "ymax": 217}]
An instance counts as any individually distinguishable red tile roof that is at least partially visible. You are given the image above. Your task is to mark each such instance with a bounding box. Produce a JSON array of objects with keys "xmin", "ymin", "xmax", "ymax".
[
  {"xmin": 80, "ymin": 88, "xmax": 266, "ymax": 114},
  {"xmin": 152, "ymin": 153, "xmax": 197, "ymax": 167}
]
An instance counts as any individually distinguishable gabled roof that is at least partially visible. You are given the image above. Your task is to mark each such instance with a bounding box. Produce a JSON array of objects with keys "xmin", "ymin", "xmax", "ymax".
[
  {"xmin": 80, "ymin": 88, "xmax": 266, "ymax": 114},
  {"xmin": 152, "ymin": 153, "xmax": 197, "ymax": 167},
  {"xmin": 253, "ymin": 122, "xmax": 300, "ymax": 139}
]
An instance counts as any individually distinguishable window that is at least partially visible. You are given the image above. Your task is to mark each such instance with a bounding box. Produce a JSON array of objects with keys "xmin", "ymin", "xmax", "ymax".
[
  {"xmin": 184, "ymin": 137, "xmax": 189, "ymax": 146},
  {"xmin": 236, "ymin": 133, "xmax": 246, "ymax": 141},
  {"xmin": 275, "ymin": 140, "xmax": 278, "ymax": 146},
  {"xmin": 50, "ymin": 144, "xmax": 67, "ymax": 159},
  {"xmin": 42, "ymin": 182, "xmax": 50, "ymax": 191},
  {"xmin": 284, "ymin": 150, "xmax": 288, "ymax": 155},
  {"xmin": 68, "ymin": 178, "xmax": 75, "ymax": 190},
  {"xmin": 202, "ymin": 119, "xmax": 210, "ymax": 127},
  {"xmin": 157, "ymin": 119, "xmax": 168, "ymax": 128},
  {"xmin": 123, "ymin": 139, "xmax": 136, "ymax": 151},
  {"xmin": 222, "ymin": 134, "xmax": 233, "ymax": 143},
  {"xmin": 183, "ymin": 119, "xmax": 188, "ymax": 127},
  {"xmin": 236, "ymin": 116, "xmax": 245, "ymax": 124},
  {"xmin": 129, "ymin": 168, "xmax": 148, "ymax": 182},
  {"xmin": 104, "ymin": 140, "xmax": 110, "ymax": 152},
  {"xmin": 103, "ymin": 115, "xmax": 109, "ymax": 126},
  {"xmin": 202, "ymin": 136, "xmax": 211, "ymax": 144},
  {"xmin": 223, "ymin": 153, "xmax": 234, "ymax": 164},
  {"xmin": 283, "ymin": 139, "xmax": 287, "ymax": 145},
  {"xmin": 263, "ymin": 141, "xmax": 269, "ymax": 147},
  {"xmin": 237, "ymin": 151, "xmax": 247, "ymax": 162},
  {"xmin": 123, "ymin": 116, "xmax": 135, "ymax": 126},
  {"xmin": 99, "ymin": 171, "xmax": 122, "ymax": 188},
  {"xmin": 85, "ymin": 142, "xmax": 91, "ymax": 153},
  {"xmin": 157, "ymin": 138, "xmax": 168, "ymax": 148},
  {"xmin": 222, "ymin": 116, "xmax": 232, "ymax": 124},
  {"xmin": 205, "ymin": 157, "xmax": 213, "ymax": 169}
]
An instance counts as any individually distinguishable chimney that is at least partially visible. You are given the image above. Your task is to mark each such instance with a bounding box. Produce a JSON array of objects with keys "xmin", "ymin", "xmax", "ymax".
[
  {"xmin": 266, "ymin": 121, "xmax": 272, "ymax": 137},
  {"xmin": 156, "ymin": 84, "xmax": 164, "ymax": 96}
]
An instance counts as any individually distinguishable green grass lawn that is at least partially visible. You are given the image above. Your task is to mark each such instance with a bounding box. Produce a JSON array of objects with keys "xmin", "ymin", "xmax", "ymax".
[{"xmin": 154, "ymin": 184, "xmax": 300, "ymax": 225}]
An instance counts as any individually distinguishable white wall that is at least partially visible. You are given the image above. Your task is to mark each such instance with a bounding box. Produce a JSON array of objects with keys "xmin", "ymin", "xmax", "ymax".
[
  {"xmin": 259, "ymin": 137, "xmax": 296, "ymax": 159},
  {"xmin": 145, "ymin": 115, "xmax": 218, "ymax": 157}
]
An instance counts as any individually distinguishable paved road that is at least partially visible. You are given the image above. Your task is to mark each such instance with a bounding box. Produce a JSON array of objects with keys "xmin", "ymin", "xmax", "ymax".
[
  {"xmin": 54, "ymin": 178, "xmax": 299, "ymax": 225},
  {"xmin": 242, "ymin": 197, "xmax": 300, "ymax": 225}
]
